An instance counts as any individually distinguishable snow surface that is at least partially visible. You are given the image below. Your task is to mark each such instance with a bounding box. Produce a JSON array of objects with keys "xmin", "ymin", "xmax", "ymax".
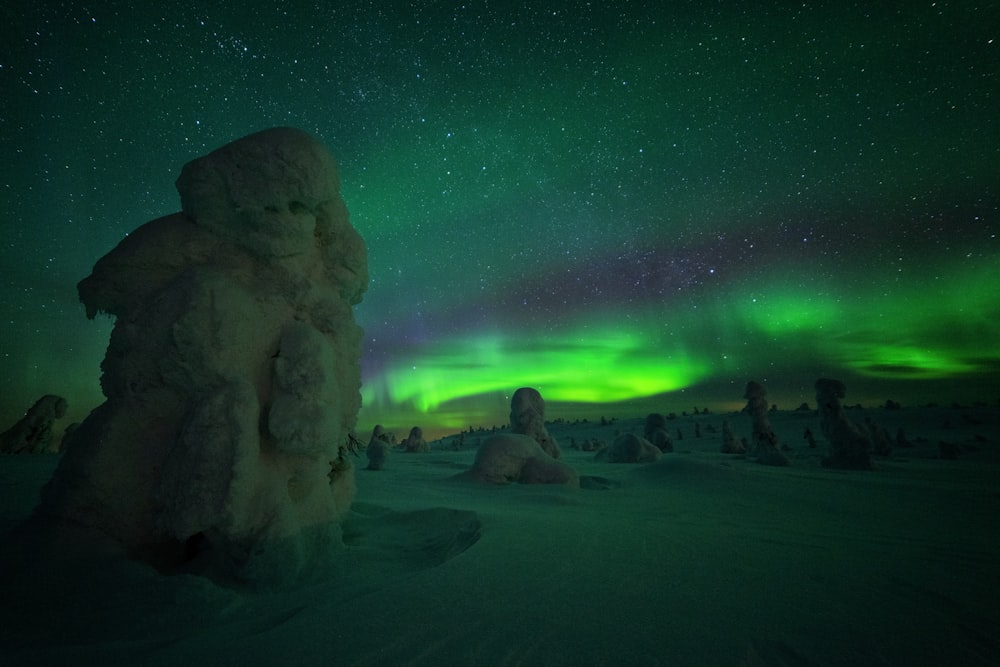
[{"xmin": 2, "ymin": 406, "xmax": 999, "ymax": 666}]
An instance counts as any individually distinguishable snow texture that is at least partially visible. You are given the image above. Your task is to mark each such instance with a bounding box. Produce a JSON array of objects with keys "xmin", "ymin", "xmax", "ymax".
[
  {"xmin": 36, "ymin": 127, "xmax": 368, "ymax": 586},
  {"xmin": 2, "ymin": 404, "xmax": 999, "ymax": 665}
]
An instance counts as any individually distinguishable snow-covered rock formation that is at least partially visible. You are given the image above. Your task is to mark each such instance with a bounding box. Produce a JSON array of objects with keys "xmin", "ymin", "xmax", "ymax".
[
  {"xmin": 465, "ymin": 434, "xmax": 579, "ymax": 486},
  {"xmin": 509, "ymin": 387, "xmax": 561, "ymax": 458},
  {"xmin": 402, "ymin": 426, "xmax": 429, "ymax": 453},
  {"xmin": 37, "ymin": 128, "xmax": 368, "ymax": 586},
  {"xmin": 594, "ymin": 432, "xmax": 661, "ymax": 463}
]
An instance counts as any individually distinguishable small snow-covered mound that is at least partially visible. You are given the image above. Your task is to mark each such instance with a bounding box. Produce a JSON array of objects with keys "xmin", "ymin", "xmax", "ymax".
[{"xmin": 462, "ymin": 434, "xmax": 578, "ymax": 486}]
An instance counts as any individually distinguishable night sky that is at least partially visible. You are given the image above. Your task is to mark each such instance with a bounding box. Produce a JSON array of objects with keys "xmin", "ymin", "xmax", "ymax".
[{"xmin": 2, "ymin": 1, "xmax": 998, "ymax": 438}]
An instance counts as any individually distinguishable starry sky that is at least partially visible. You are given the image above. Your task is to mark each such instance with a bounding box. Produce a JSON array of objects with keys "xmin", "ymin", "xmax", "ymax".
[{"xmin": 2, "ymin": 1, "xmax": 998, "ymax": 438}]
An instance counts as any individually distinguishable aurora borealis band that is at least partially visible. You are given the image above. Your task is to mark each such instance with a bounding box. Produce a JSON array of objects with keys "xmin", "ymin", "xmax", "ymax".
[{"xmin": 2, "ymin": 2, "xmax": 998, "ymax": 437}]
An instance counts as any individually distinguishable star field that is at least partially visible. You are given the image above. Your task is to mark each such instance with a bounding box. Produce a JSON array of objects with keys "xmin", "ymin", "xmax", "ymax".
[{"xmin": 1, "ymin": 1, "xmax": 998, "ymax": 436}]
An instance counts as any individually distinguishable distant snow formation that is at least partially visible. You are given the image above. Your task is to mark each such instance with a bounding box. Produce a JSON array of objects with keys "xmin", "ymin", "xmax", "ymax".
[{"xmin": 0, "ymin": 394, "xmax": 68, "ymax": 455}]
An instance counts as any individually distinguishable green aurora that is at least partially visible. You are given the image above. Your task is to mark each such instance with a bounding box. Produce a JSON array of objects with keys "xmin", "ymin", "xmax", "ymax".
[
  {"xmin": 360, "ymin": 251, "xmax": 1000, "ymax": 433},
  {"xmin": 2, "ymin": 1, "xmax": 998, "ymax": 439}
]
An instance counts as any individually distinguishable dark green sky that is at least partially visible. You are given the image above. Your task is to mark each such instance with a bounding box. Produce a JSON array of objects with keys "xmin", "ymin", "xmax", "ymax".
[{"xmin": 2, "ymin": 1, "xmax": 998, "ymax": 436}]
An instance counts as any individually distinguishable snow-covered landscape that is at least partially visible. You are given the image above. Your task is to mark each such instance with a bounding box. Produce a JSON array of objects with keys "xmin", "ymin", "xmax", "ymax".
[
  {"xmin": 2, "ymin": 399, "xmax": 999, "ymax": 666},
  {"xmin": 0, "ymin": 120, "xmax": 997, "ymax": 666}
]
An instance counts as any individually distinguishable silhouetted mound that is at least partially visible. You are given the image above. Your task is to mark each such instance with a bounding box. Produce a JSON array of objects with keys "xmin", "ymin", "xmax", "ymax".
[
  {"xmin": 402, "ymin": 426, "xmax": 429, "ymax": 453},
  {"xmin": 865, "ymin": 416, "xmax": 894, "ymax": 456},
  {"xmin": 366, "ymin": 440, "xmax": 389, "ymax": 470},
  {"xmin": 743, "ymin": 381, "xmax": 789, "ymax": 466},
  {"xmin": 0, "ymin": 395, "xmax": 68, "ymax": 454},
  {"xmin": 35, "ymin": 128, "xmax": 368, "ymax": 587},
  {"xmin": 366, "ymin": 425, "xmax": 390, "ymax": 470},
  {"xmin": 720, "ymin": 418, "xmax": 746, "ymax": 454},
  {"xmin": 595, "ymin": 433, "xmax": 662, "ymax": 463},
  {"xmin": 510, "ymin": 387, "xmax": 561, "ymax": 458},
  {"xmin": 816, "ymin": 378, "xmax": 872, "ymax": 470},
  {"xmin": 368, "ymin": 424, "xmax": 389, "ymax": 445},
  {"xmin": 644, "ymin": 413, "xmax": 673, "ymax": 452},
  {"xmin": 463, "ymin": 434, "xmax": 578, "ymax": 486}
]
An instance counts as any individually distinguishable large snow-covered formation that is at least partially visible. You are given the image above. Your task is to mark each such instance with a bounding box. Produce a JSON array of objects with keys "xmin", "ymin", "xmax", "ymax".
[
  {"xmin": 463, "ymin": 388, "xmax": 577, "ymax": 486},
  {"xmin": 36, "ymin": 127, "xmax": 368, "ymax": 585},
  {"xmin": 509, "ymin": 387, "xmax": 561, "ymax": 458}
]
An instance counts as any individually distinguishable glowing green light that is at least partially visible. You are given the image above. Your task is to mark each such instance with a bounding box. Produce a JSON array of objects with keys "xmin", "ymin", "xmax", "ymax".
[
  {"xmin": 737, "ymin": 292, "xmax": 842, "ymax": 334},
  {"xmin": 842, "ymin": 343, "xmax": 981, "ymax": 378},
  {"xmin": 358, "ymin": 253, "xmax": 1000, "ymax": 434},
  {"xmin": 838, "ymin": 257, "xmax": 1000, "ymax": 378},
  {"xmin": 361, "ymin": 325, "xmax": 712, "ymax": 414}
]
